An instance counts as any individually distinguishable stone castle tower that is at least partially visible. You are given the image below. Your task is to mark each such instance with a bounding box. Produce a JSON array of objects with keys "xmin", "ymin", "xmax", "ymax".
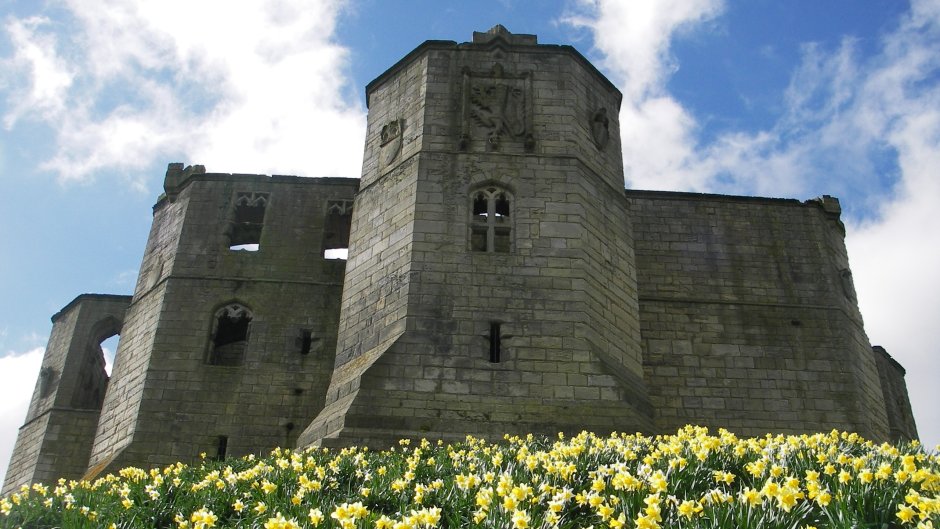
[{"xmin": 3, "ymin": 26, "xmax": 917, "ymax": 494}]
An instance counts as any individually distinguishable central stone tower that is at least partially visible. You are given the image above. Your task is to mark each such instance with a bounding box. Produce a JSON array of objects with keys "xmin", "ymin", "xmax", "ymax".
[{"xmin": 299, "ymin": 26, "xmax": 653, "ymax": 446}]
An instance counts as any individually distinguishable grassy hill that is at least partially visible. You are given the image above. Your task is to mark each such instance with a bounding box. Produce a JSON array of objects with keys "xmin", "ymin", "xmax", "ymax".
[{"xmin": 2, "ymin": 426, "xmax": 938, "ymax": 528}]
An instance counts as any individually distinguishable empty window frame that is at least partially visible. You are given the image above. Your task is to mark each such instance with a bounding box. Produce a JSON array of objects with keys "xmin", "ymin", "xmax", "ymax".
[
  {"xmin": 471, "ymin": 186, "xmax": 511, "ymax": 253},
  {"xmin": 323, "ymin": 200, "xmax": 353, "ymax": 259},
  {"xmin": 229, "ymin": 192, "xmax": 269, "ymax": 251},
  {"xmin": 208, "ymin": 304, "xmax": 252, "ymax": 366}
]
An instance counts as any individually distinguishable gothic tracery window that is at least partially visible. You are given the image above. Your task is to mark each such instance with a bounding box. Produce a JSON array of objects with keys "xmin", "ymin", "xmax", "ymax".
[
  {"xmin": 229, "ymin": 192, "xmax": 269, "ymax": 251},
  {"xmin": 323, "ymin": 200, "xmax": 353, "ymax": 259},
  {"xmin": 470, "ymin": 186, "xmax": 511, "ymax": 253},
  {"xmin": 208, "ymin": 303, "xmax": 252, "ymax": 366}
]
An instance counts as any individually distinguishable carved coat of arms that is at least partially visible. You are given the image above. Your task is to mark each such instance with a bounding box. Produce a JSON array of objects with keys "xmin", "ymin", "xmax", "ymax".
[
  {"xmin": 591, "ymin": 108, "xmax": 610, "ymax": 150},
  {"xmin": 460, "ymin": 64, "xmax": 533, "ymax": 152},
  {"xmin": 470, "ymin": 83, "xmax": 526, "ymax": 147},
  {"xmin": 379, "ymin": 119, "xmax": 403, "ymax": 172}
]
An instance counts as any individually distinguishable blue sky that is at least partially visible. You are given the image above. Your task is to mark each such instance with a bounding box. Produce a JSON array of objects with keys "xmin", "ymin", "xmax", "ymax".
[{"xmin": 2, "ymin": 0, "xmax": 939, "ymax": 479}]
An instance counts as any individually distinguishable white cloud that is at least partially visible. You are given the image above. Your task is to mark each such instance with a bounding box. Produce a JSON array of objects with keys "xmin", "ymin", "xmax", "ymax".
[
  {"xmin": 848, "ymin": 192, "xmax": 940, "ymax": 450},
  {"xmin": 113, "ymin": 269, "xmax": 141, "ymax": 288},
  {"xmin": 846, "ymin": 10, "xmax": 940, "ymax": 446},
  {"xmin": 562, "ymin": 0, "xmax": 724, "ymax": 190},
  {"xmin": 1, "ymin": 16, "xmax": 74, "ymax": 128},
  {"xmin": 570, "ymin": 0, "xmax": 940, "ymax": 447},
  {"xmin": 564, "ymin": 0, "xmax": 724, "ymax": 101},
  {"xmin": 1, "ymin": 0, "xmax": 366, "ymax": 184},
  {"xmin": 0, "ymin": 347, "xmax": 44, "ymax": 485}
]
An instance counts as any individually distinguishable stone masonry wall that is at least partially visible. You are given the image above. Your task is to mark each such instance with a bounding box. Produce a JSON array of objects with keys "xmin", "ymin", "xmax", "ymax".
[
  {"xmin": 873, "ymin": 346, "xmax": 918, "ymax": 441},
  {"xmin": 629, "ymin": 191, "xmax": 890, "ymax": 440},
  {"xmin": 90, "ymin": 175, "xmax": 357, "ymax": 475},
  {"xmin": 302, "ymin": 29, "xmax": 654, "ymax": 447},
  {"xmin": 88, "ymin": 190, "xmax": 189, "ymax": 472},
  {"xmin": 2, "ymin": 414, "xmax": 48, "ymax": 495},
  {"xmin": 333, "ymin": 154, "xmax": 654, "ymax": 443},
  {"xmin": 297, "ymin": 53, "xmax": 427, "ymax": 446}
]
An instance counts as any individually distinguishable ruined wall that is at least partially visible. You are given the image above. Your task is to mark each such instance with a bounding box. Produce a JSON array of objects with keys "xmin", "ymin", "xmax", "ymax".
[
  {"xmin": 873, "ymin": 346, "xmax": 918, "ymax": 441},
  {"xmin": 302, "ymin": 27, "xmax": 652, "ymax": 448},
  {"xmin": 88, "ymin": 173, "xmax": 357, "ymax": 474},
  {"xmin": 629, "ymin": 191, "xmax": 890, "ymax": 440},
  {"xmin": 3, "ymin": 294, "xmax": 130, "ymax": 494}
]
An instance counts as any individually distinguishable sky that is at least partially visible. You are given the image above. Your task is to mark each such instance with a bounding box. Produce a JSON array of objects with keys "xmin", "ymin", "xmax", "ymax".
[{"xmin": 1, "ymin": 0, "xmax": 938, "ymax": 480}]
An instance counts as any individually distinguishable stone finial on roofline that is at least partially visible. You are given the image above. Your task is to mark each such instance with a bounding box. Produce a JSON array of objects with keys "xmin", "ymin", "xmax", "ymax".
[{"xmin": 472, "ymin": 24, "xmax": 537, "ymax": 45}]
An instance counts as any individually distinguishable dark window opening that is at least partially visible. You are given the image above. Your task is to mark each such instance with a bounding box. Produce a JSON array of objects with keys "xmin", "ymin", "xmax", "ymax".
[
  {"xmin": 473, "ymin": 193, "xmax": 488, "ymax": 218},
  {"xmin": 229, "ymin": 193, "xmax": 269, "ymax": 251},
  {"xmin": 324, "ymin": 200, "xmax": 353, "ymax": 259},
  {"xmin": 470, "ymin": 186, "xmax": 512, "ymax": 253},
  {"xmin": 209, "ymin": 304, "xmax": 251, "ymax": 366},
  {"xmin": 72, "ymin": 318, "xmax": 122, "ymax": 410},
  {"xmin": 489, "ymin": 322, "xmax": 501, "ymax": 363},
  {"xmin": 72, "ymin": 333, "xmax": 116, "ymax": 409},
  {"xmin": 216, "ymin": 436, "xmax": 228, "ymax": 461},
  {"xmin": 494, "ymin": 193, "xmax": 510, "ymax": 217},
  {"xmin": 299, "ymin": 330, "xmax": 313, "ymax": 355}
]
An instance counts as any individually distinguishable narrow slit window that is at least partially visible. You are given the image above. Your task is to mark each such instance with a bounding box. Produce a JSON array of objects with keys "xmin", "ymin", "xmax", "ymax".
[
  {"xmin": 489, "ymin": 322, "xmax": 501, "ymax": 363},
  {"xmin": 470, "ymin": 186, "xmax": 512, "ymax": 253},
  {"xmin": 299, "ymin": 330, "xmax": 313, "ymax": 355},
  {"xmin": 209, "ymin": 304, "xmax": 252, "ymax": 366},
  {"xmin": 229, "ymin": 192, "xmax": 269, "ymax": 251},
  {"xmin": 323, "ymin": 200, "xmax": 353, "ymax": 259},
  {"xmin": 216, "ymin": 436, "xmax": 228, "ymax": 460}
]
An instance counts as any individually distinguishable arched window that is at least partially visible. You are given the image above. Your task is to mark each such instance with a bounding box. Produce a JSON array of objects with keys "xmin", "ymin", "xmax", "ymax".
[
  {"xmin": 229, "ymin": 192, "xmax": 268, "ymax": 251},
  {"xmin": 470, "ymin": 186, "xmax": 512, "ymax": 253},
  {"xmin": 70, "ymin": 317, "xmax": 122, "ymax": 409},
  {"xmin": 208, "ymin": 304, "xmax": 252, "ymax": 366},
  {"xmin": 323, "ymin": 199, "xmax": 353, "ymax": 260}
]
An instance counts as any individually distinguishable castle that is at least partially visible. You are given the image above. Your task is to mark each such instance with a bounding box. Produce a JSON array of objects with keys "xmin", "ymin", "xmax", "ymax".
[{"xmin": 3, "ymin": 26, "xmax": 917, "ymax": 494}]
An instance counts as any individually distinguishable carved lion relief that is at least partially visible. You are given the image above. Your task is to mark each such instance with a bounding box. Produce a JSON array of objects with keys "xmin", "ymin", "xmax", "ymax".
[{"xmin": 460, "ymin": 63, "xmax": 534, "ymax": 153}]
